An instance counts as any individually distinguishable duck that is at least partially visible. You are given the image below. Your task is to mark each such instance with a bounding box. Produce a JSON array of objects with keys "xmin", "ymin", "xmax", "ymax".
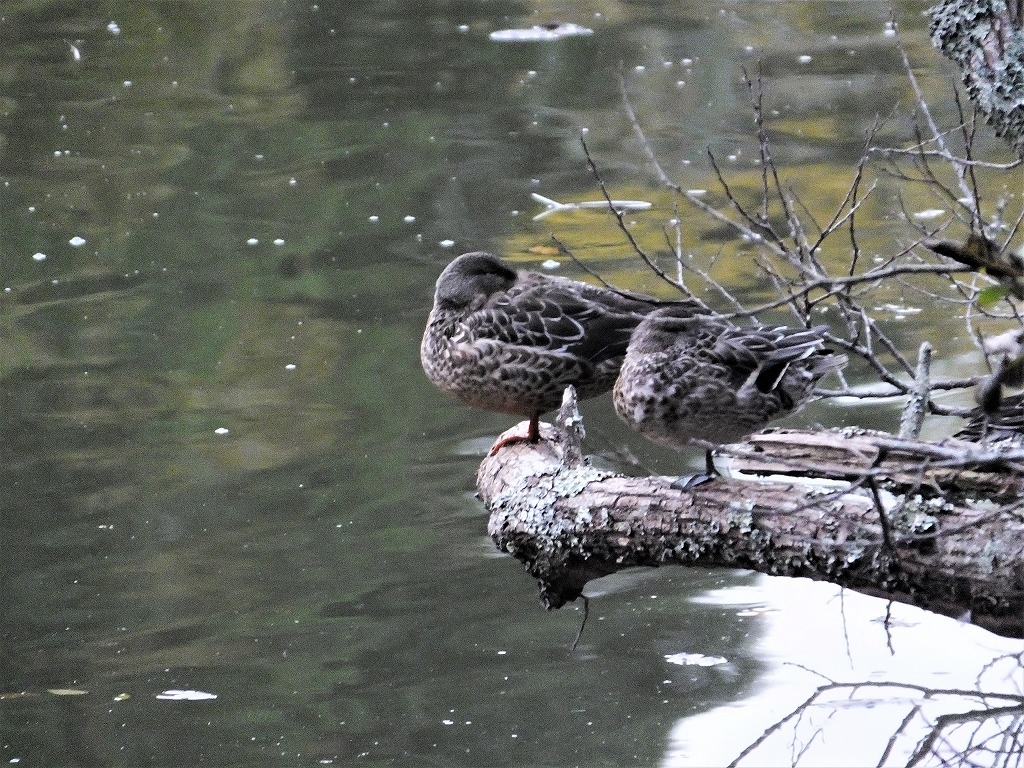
[
  {"xmin": 954, "ymin": 391, "xmax": 1024, "ymax": 444},
  {"xmin": 421, "ymin": 251, "xmax": 701, "ymax": 451},
  {"xmin": 613, "ymin": 305, "xmax": 847, "ymax": 467}
]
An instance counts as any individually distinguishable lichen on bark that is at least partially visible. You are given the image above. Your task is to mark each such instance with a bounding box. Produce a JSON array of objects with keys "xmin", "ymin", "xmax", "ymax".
[{"xmin": 929, "ymin": 0, "xmax": 1024, "ymax": 157}]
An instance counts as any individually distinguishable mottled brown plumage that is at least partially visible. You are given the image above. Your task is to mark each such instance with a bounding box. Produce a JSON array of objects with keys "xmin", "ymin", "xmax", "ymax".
[
  {"xmin": 421, "ymin": 252, "xmax": 699, "ymax": 447},
  {"xmin": 955, "ymin": 392, "xmax": 1024, "ymax": 444},
  {"xmin": 614, "ymin": 306, "xmax": 847, "ymax": 450}
]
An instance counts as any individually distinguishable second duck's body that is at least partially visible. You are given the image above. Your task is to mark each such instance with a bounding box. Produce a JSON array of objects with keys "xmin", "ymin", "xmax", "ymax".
[
  {"xmin": 954, "ymin": 391, "xmax": 1024, "ymax": 444},
  {"xmin": 613, "ymin": 306, "xmax": 847, "ymax": 449}
]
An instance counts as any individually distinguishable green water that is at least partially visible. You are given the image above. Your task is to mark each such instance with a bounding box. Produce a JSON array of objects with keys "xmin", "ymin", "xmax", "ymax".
[{"xmin": 1, "ymin": 2, "xmax": 1020, "ymax": 766}]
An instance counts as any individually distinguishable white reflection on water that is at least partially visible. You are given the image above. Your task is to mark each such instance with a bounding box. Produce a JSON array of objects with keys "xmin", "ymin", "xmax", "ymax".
[{"xmin": 664, "ymin": 577, "xmax": 1023, "ymax": 767}]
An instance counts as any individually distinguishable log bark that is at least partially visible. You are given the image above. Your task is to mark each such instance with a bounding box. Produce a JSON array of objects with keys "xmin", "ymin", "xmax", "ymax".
[
  {"xmin": 929, "ymin": 0, "xmax": 1024, "ymax": 158},
  {"xmin": 479, "ymin": 390, "xmax": 1024, "ymax": 639}
]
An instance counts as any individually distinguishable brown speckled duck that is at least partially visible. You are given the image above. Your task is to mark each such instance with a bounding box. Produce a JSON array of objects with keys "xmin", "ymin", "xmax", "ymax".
[
  {"xmin": 954, "ymin": 392, "xmax": 1024, "ymax": 444},
  {"xmin": 421, "ymin": 251, "xmax": 700, "ymax": 450},
  {"xmin": 613, "ymin": 305, "xmax": 847, "ymax": 456}
]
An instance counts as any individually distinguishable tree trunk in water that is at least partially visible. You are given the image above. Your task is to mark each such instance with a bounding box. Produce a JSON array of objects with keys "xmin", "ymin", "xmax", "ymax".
[
  {"xmin": 929, "ymin": 0, "xmax": 1024, "ymax": 158},
  {"xmin": 478, "ymin": 390, "xmax": 1024, "ymax": 639}
]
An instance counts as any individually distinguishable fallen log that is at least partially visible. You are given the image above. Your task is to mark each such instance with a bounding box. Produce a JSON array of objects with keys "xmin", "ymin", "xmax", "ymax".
[{"xmin": 479, "ymin": 389, "xmax": 1024, "ymax": 639}]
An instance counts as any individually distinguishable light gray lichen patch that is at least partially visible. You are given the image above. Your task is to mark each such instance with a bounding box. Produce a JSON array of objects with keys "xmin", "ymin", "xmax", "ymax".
[
  {"xmin": 725, "ymin": 506, "xmax": 756, "ymax": 534},
  {"xmin": 892, "ymin": 493, "xmax": 953, "ymax": 537},
  {"xmin": 487, "ymin": 464, "xmax": 615, "ymax": 542},
  {"xmin": 551, "ymin": 464, "xmax": 614, "ymax": 497},
  {"xmin": 977, "ymin": 539, "xmax": 1012, "ymax": 576}
]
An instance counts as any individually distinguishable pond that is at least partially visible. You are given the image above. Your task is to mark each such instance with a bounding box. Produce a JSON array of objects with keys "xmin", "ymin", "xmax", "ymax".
[{"xmin": 1, "ymin": 1, "xmax": 1021, "ymax": 766}]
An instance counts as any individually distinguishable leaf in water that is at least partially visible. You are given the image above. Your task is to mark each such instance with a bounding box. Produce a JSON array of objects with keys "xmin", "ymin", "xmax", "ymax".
[
  {"xmin": 155, "ymin": 689, "xmax": 218, "ymax": 701},
  {"xmin": 978, "ymin": 284, "xmax": 1008, "ymax": 309},
  {"xmin": 528, "ymin": 245, "xmax": 560, "ymax": 256},
  {"xmin": 47, "ymin": 688, "xmax": 89, "ymax": 695}
]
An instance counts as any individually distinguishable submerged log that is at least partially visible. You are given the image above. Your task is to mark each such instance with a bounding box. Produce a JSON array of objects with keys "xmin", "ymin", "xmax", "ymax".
[{"xmin": 479, "ymin": 389, "xmax": 1024, "ymax": 639}]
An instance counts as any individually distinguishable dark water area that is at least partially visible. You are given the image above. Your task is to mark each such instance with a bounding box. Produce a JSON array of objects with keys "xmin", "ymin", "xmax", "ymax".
[{"xmin": 1, "ymin": 2, "xmax": 1021, "ymax": 766}]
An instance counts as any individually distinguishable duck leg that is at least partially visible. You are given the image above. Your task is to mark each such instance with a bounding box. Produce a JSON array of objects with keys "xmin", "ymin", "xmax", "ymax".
[
  {"xmin": 705, "ymin": 448, "xmax": 717, "ymax": 476},
  {"xmin": 488, "ymin": 412, "xmax": 543, "ymax": 455},
  {"xmin": 527, "ymin": 413, "xmax": 541, "ymax": 442},
  {"xmin": 670, "ymin": 448, "xmax": 718, "ymax": 490}
]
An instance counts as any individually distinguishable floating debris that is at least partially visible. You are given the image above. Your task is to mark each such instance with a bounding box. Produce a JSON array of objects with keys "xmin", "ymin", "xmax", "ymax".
[
  {"xmin": 873, "ymin": 303, "xmax": 923, "ymax": 320},
  {"xmin": 664, "ymin": 652, "xmax": 729, "ymax": 667},
  {"xmin": 489, "ymin": 22, "xmax": 594, "ymax": 42},
  {"xmin": 530, "ymin": 192, "xmax": 652, "ymax": 221},
  {"xmin": 155, "ymin": 689, "xmax": 218, "ymax": 701},
  {"xmin": 64, "ymin": 39, "xmax": 82, "ymax": 62}
]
